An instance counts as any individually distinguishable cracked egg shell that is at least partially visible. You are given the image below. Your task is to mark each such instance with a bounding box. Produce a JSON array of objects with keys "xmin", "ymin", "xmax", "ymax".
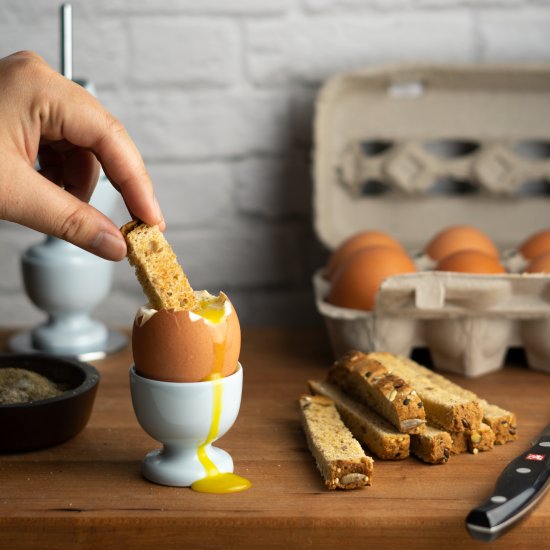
[{"xmin": 132, "ymin": 293, "xmax": 241, "ymax": 383}]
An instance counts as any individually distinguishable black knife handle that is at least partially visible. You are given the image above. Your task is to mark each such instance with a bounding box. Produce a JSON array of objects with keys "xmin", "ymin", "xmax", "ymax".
[{"xmin": 466, "ymin": 436, "xmax": 550, "ymax": 542}]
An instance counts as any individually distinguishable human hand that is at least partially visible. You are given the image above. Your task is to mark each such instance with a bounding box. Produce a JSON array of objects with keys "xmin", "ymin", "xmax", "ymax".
[{"xmin": 0, "ymin": 50, "xmax": 165, "ymax": 261}]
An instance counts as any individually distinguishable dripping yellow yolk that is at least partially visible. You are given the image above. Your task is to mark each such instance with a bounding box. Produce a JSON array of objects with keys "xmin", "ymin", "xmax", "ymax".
[
  {"xmin": 191, "ymin": 375, "xmax": 251, "ymax": 494},
  {"xmin": 188, "ymin": 292, "xmax": 251, "ymax": 494},
  {"xmin": 191, "ymin": 378, "xmax": 251, "ymax": 494}
]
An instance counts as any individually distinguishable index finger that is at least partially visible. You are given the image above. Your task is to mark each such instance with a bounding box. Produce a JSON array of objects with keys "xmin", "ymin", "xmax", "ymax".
[{"xmin": 34, "ymin": 64, "xmax": 164, "ymax": 229}]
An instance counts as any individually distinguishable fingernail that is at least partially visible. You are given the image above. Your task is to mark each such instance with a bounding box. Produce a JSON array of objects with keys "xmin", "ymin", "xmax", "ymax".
[
  {"xmin": 153, "ymin": 194, "xmax": 164, "ymax": 225},
  {"xmin": 92, "ymin": 231, "xmax": 127, "ymax": 260}
]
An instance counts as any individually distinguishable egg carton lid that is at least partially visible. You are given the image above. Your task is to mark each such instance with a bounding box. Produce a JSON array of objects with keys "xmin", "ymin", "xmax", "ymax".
[{"xmin": 313, "ymin": 63, "xmax": 550, "ymax": 252}]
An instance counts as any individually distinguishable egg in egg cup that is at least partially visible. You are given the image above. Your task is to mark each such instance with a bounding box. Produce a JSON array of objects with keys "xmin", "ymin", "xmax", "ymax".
[{"xmin": 122, "ymin": 221, "xmax": 250, "ymax": 492}]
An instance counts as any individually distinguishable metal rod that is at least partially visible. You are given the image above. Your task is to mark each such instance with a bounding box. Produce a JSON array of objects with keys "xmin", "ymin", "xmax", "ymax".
[{"xmin": 60, "ymin": 3, "xmax": 72, "ymax": 80}]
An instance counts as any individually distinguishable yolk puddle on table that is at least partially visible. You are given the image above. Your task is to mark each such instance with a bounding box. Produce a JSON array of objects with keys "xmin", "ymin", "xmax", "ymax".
[{"xmin": 191, "ymin": 297, "xmax": 251, "ymax": 494}]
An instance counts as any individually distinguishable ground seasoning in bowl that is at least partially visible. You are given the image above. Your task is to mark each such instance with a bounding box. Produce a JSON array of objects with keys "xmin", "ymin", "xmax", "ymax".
[
  {"xmin": 0, "ymin": 354, "xmax": 100, "ymax": 452},
  {"xmin": 0, "ymin": 368, "xmax": 67, "ymax": 405}
]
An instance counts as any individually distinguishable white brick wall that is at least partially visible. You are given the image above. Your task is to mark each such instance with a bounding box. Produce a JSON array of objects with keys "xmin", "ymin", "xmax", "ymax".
[
  {"xmin": 0, "ymin": 0, "xmax": 549, "ymax": 328},
  {"xmin": 129, "ymin": 19, "xmax": 241, "ymax": 86}
]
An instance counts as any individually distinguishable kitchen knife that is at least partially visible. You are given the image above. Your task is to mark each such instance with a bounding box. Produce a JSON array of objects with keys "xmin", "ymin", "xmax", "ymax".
[{"xmin": 466, "ymin": 421, "xmax": 550, "ymax": 542}]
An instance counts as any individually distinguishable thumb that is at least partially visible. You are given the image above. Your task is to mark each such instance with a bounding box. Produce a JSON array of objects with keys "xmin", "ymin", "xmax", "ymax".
[{"xmin": 3, "ymin": 160, "xmax": 127, "ymax": 260}]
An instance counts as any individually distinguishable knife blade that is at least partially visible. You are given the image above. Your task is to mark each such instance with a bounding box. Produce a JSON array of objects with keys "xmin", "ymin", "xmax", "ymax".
[{"xmin": 465, "ymin": 421, "xmax": 550, "ymax": 542}]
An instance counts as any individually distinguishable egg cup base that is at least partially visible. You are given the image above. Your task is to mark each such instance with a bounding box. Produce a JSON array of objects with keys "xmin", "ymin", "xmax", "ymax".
[{"xmin": 142, "ymin": 445, "xmax": 234, "ymax": 487}]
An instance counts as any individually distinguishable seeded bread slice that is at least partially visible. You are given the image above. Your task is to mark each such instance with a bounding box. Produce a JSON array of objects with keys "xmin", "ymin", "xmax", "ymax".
[
  {"xmin": 450, "ymin": 430, "xmax": 469, "ymax": 455},
  {"xmin": 299, "ymin": 394, "xmax": 373, "ymax": 490},
  {"xmin": 121, "ymin": 220, "xmax": 197, "ymax": 311},
  {"xmin": 479, "ymin": 402, "xmax": 517, "ymax": 445},
  {"xmin": 308, "ymin": 379, "xmax": 410, "ymax": 460},
  {"xmin": 327, "ymin": 350, "xmax": 426, "ymax": 434},
  {"xmin": 367, "ymin": 352, "xmax": 483, "ymax": 433},
  {"xmin": 410, "ymin": 425, "xmax": 452, "ymax": 464},
  {"xmin": 451, "ymin": 422, "xmax": 496, "ymax": 455},
  {"xmin": 399, "ymin": 356, "xmax": 517, "ymax": 444}
]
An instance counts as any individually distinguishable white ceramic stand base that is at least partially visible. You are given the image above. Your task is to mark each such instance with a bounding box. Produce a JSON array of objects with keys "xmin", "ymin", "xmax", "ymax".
[
  {"xmin": 8, "ymin": 328, "xmax": 127, "ymax": 362},
  {"xmin": 142, "ymin": 444, "xmax": 233, "ymax": 487}
]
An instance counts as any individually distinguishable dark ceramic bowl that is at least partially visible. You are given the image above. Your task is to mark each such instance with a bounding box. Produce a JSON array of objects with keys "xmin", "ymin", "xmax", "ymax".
[{"xmin": 0, "ymin": 353, "xmax": 100, "ymax": 453}]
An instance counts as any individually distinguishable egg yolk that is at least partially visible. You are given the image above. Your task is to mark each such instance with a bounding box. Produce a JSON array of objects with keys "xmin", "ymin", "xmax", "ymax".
[
  {"xmin": 190, "ymin": 294, "xmax": 251, "ymax": 494},
  {"xmin": 192, "ymin": 296, "xmax": 230, "ymax": 382},
  {"xmin": 193, "ymin": 296, "xmax": 227, "ymax": 325}
]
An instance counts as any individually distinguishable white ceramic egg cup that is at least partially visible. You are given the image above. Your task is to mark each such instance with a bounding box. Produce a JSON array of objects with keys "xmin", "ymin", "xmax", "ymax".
[{"xmin": 129, "ymin": 364, "xmax": 243, "ymax": 487}]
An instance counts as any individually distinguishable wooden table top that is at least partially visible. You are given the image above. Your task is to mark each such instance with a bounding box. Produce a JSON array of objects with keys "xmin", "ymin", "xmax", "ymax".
[{"xmin": 1, "ymin": 327, "xmax": 550, "ymax": 549}]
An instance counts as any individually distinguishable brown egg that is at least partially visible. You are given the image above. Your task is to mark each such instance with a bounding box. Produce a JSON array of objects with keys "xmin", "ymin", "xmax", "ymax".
[
  {"xmin": 425, "ymin": 225, "xmax": 499, "ymax": 261},
  {"xmin": 519, "ymin": 229, "xmax": 550, "ymax": 260},
  {"xmin": 132, "ymin": 291, "xmax": 241, "ymax": 383},
  {"xmin": 436, "ymin": 250, "xmax": 506, "ymax": 274},
  {"xmin": 325, "ymin": 230, "xmax": 404, "ymax": 280},
  {"xmin": 327, "ymin": 246, "xmax": 416, "ymax": 311},
  {"xmin": 525, "ymin": 252, "xmax": 550, "ymax": 274}
]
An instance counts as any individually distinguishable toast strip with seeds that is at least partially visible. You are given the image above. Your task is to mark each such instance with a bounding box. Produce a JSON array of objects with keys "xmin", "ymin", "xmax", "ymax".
[
  {"xmin": 299, "ymin": 394, "xmax": 373, "ymax": 490},
  {"xmin": 309, "ymin": 379, "xmax": 410, "ymax": 460},
  {"xmin": 410, "ymin": 425, "xmax": 452, "ymax": 464},
  {"xmin": 471, "ymin": 423, "xmax": 495, "ymax": 453},
  {"xmin": 451, "ymin": 422, "xmax": 496, "ymax": 455},
  {"xmin": 327, "ymin": 350, "xmax": 426, "ymax": 434},
  {"xmin": 399, "ymin": 356, "xmax": 517, "ymax": 444},
  {"xmin": 450, "ymin": 430, "xmax": 468, "ymax": 455},
  {"xmin": 367, "ymin": 352, "xmax": 483, "ymax": 432},
  {"xmin": 479, "ymin": 402, "xmax": 517, "ymax": 445},
  {"xmin": 121, "ymin": 220, "xmax": 197, "ymax": 311}
]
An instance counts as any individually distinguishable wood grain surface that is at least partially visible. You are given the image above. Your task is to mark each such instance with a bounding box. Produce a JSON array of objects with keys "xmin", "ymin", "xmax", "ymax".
[{"xmin": 1, "ymin": 328, "xmax": 550, "ymax": 549}]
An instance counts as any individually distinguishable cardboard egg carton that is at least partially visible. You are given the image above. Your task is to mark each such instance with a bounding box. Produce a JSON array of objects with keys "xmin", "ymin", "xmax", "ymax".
[{"xmin": 313, "ymin": 64, "xmax": 550, "ymax": 377}]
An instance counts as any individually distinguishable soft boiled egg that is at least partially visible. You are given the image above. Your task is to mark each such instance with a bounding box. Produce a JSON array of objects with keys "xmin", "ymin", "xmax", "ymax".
[
  {"xmin": 327, "ymin": 246, "xmax": 416, "ymax": 311},
  {"xmin": 132, "ymin": 290, "xmax": 241, "ymax": 383},
  {"xmin": 425, "ymin": 225, "xmax": 499, "ymax": 261},
  {"xmin": 436, "ymin": 250, "xmax": 506, "ymax": 274},
  {"xmin": 325, "ymin": 230, "xmax": 404, "ymax": 280}
]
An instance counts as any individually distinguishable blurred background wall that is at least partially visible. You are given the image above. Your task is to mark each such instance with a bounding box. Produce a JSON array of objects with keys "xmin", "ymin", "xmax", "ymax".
[{"xmin": 0, "ymin": 0, "xmax": 549, "ymax": 328}]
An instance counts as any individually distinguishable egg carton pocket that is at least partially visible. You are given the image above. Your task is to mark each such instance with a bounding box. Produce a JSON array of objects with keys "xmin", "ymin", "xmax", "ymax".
[{"xmin": 314, "ymin": 269, "xmax": 550, "ymax": 377}]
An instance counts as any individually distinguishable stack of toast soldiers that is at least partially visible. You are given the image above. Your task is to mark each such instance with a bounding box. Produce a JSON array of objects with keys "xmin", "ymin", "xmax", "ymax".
[{"xmin": 299, "ymin": 351, "xmax": 517, "ymax": 490}]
